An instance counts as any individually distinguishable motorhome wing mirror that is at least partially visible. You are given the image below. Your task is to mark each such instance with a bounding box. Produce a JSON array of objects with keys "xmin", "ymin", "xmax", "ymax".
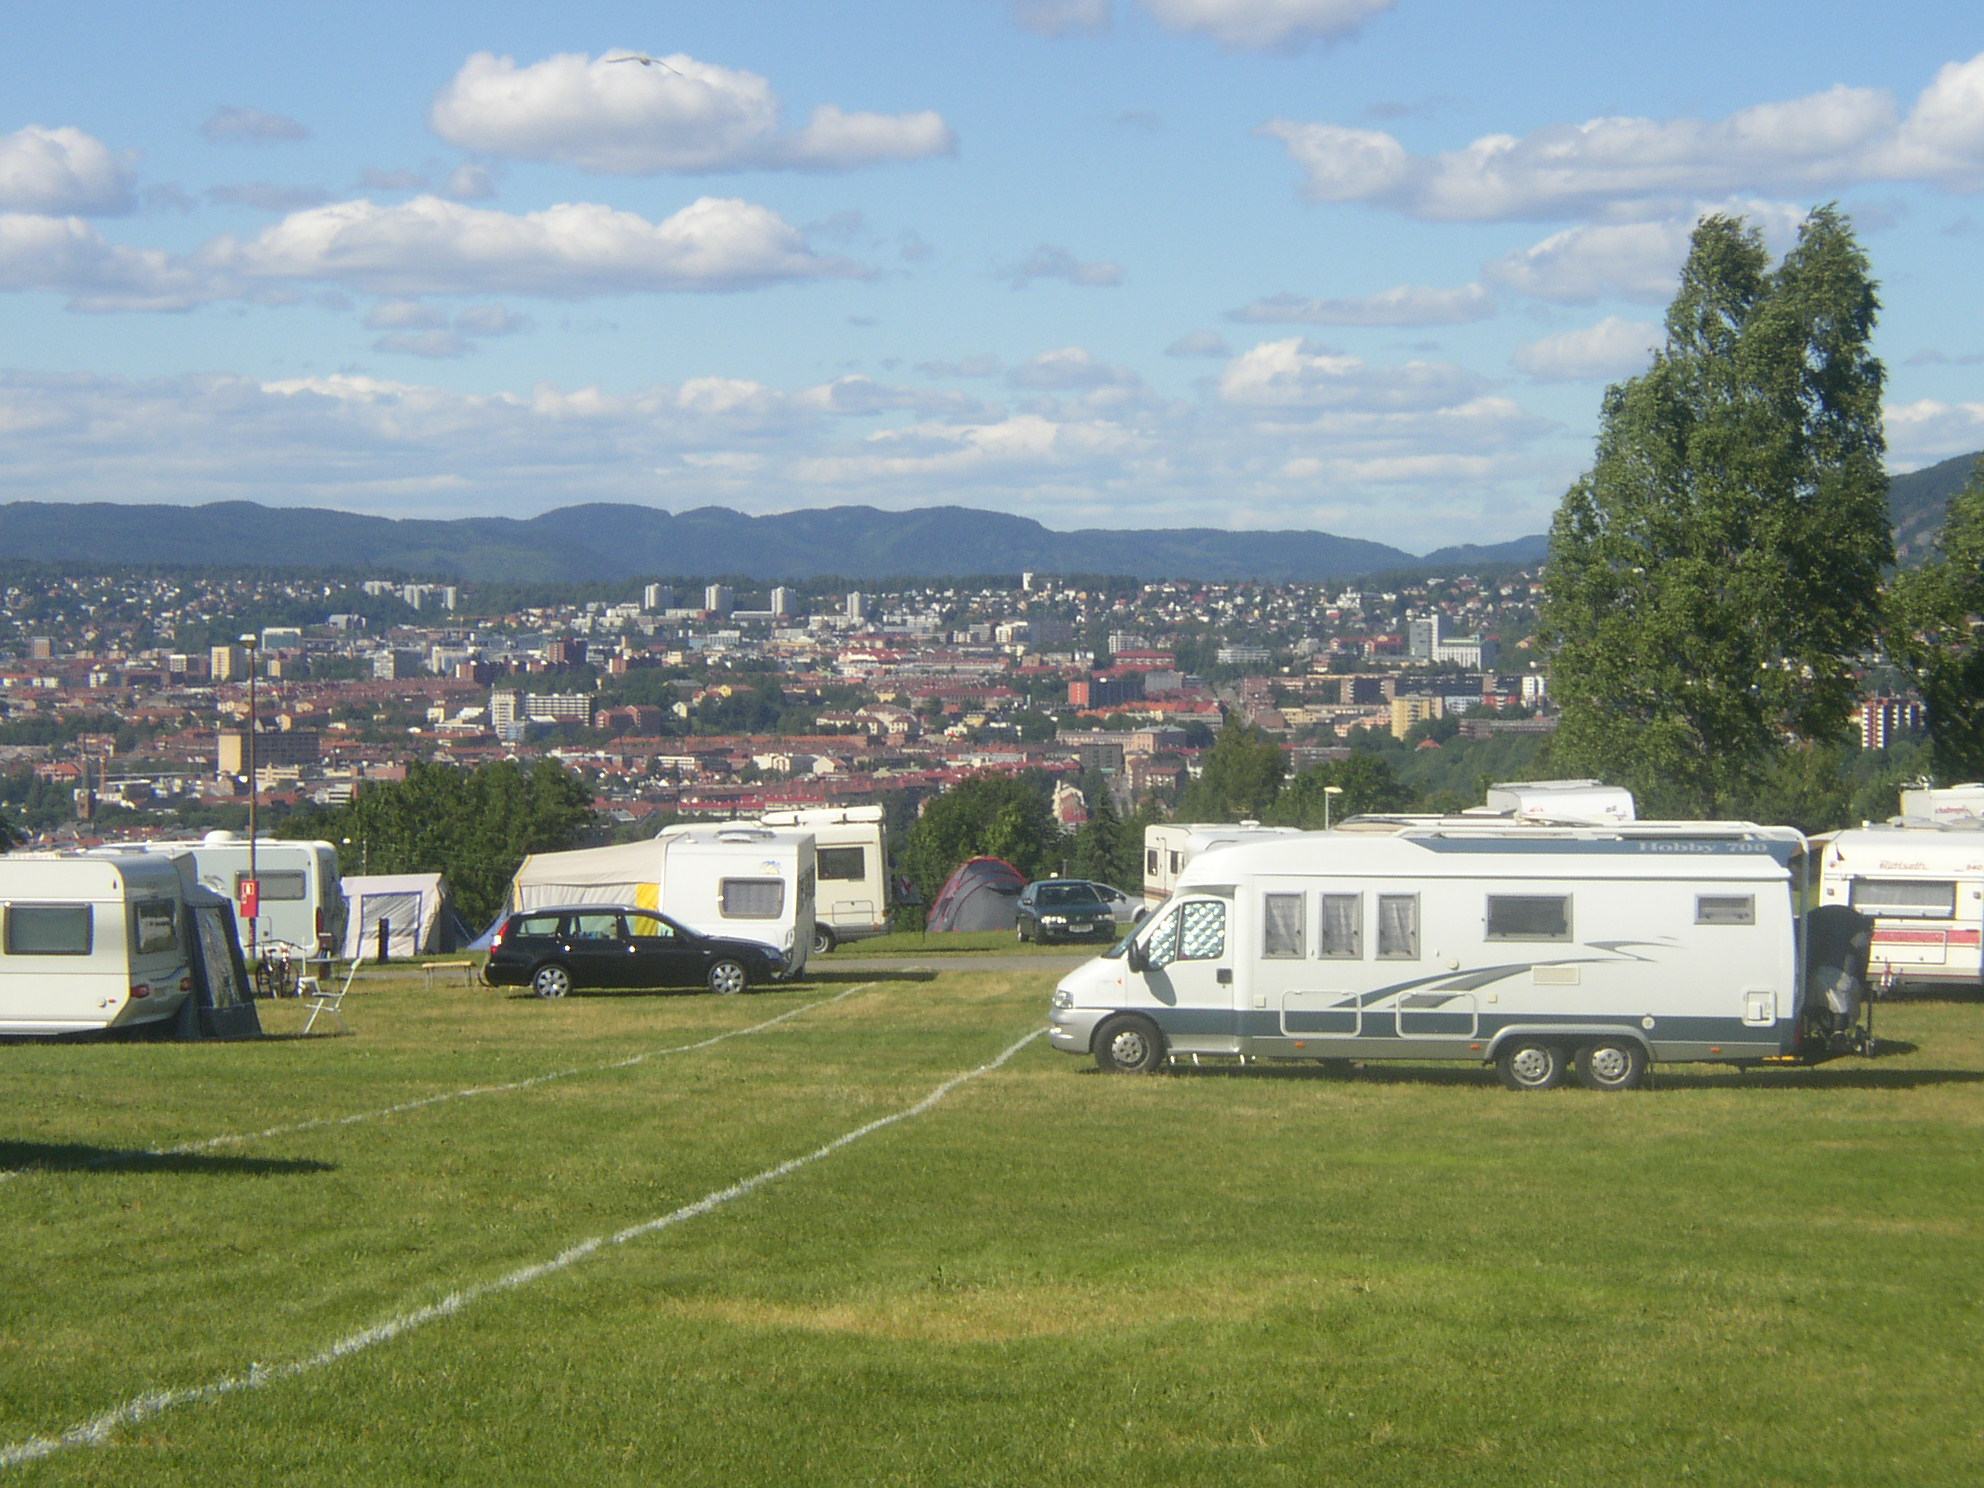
[{"xmin": 1125, "ymin": 936, "xmax": 1147, "ymax": 973}]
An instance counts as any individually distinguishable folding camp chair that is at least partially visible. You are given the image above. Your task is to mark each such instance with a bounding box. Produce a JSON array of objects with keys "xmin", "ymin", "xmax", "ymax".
[{"xmin": 299, "ymin": 958, "xmax": 359, "ymax": 1034}]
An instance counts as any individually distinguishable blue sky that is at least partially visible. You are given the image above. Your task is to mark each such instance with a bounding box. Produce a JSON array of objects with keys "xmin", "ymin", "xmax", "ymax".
[{"xmin": 3, "ymin": 0, "xmax": 1981, "ymax": 550}]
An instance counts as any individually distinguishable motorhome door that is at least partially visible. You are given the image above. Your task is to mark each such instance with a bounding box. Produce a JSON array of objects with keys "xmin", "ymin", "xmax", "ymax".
[{"xmin": 1136, "ymin": 895, "xmax": 1234, "ymax": 1035}]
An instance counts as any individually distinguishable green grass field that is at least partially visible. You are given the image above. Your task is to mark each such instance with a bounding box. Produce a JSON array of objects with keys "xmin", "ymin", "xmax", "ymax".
[{"xmin": 3, "ymin": 968, "xmax": 1981, "ymax": 1486}]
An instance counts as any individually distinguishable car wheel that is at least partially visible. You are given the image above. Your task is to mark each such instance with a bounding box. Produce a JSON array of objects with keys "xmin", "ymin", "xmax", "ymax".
[
  {"xmin": 532, "ymin": 963, "xmax": 572, "ymax": 999},
  {"xmin": 812, "ymin": 925, "xmax": 836, "ymax": 957},
  {"xmin": 1093, "ymin": 1013, "xmax": 1166, "ymax": 1074},
  {"xmin": 1575, "ymin": 1038, "xmax": 1646, "ymax": 1091},
  {"xmin": 1496, "ymin": 1039, "xmax": 1565, "ymax": 1091},
  {"xmin": 707, "ymin": 959, "xmax": 749, "ymax": 996}
]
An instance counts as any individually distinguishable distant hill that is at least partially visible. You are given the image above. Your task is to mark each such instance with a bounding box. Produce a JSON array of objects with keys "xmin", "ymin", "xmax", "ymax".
[
  {"xmin": 0, "ymin": 499, "xmax": 1541, "ymax": 584},
  {"xmin": 1891, "ymin": 449, "xmax": 1983, "ymax": 562}
]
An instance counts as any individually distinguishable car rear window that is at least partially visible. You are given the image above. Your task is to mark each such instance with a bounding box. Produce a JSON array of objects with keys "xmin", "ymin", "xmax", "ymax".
[{"xmin": 514, "ymin": 915, "xmax": 562, "ymax": 937}]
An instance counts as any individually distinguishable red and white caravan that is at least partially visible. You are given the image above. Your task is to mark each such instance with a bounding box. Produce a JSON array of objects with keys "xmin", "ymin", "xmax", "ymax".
[{"xmin": 1815, "ymin": 820, "xmax": 1984, "ymax": 991}]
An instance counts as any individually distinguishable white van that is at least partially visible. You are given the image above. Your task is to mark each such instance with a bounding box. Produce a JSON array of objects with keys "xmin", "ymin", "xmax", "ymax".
[
  {"xmin": 1, "ymin": 853, "xmax": 202, "ymax": 1035},
  {"xmin": 1814, "ymin": 823, "xmax": 1984, "ymax": 991},
  {"xmin": 99, "ymin": 832, "xmax": 344, "ymax": 962},
  {"xmin": 1054, "ymin": 818, "xmax": 1872, "ymax": 1090},
  {"xmin": 508, "ymin": 825, "xmax": 814, "ymax": 975},
  {"xmin": 754, "ymin": 807, "xmax": 891, "ymax": 953}
]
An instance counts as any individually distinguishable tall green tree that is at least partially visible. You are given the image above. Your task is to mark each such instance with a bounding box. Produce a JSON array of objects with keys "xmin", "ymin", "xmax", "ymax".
[
  {"xmin": 899, "ymin": 771, "xmax": 1059, "ymax": 907},
  {"xmin": 1071, "ymin": 779, "xmax": 1123, "ymax": 885},
  {"xmin": 1178, "ymin": 718, "xmax": 1285, "ymax": 821},
  {"xmin": 1268, "ymin": 754, "xmax": 1417, "ymax": 828},
  {"xmin": 1889, "ymin": 458, "xmax": 1984, "ymax": 781},
  {"xmin": 1540, "ymin": 208, "xmax": 1892, "ymax": 818},
  {"xmin": 283, "ymin": 758, "xmax": 596, "ymax": 927}
]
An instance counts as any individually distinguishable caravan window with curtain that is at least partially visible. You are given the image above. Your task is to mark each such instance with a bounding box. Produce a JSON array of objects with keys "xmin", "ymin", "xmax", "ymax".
[
  {"xmin": 1318, "ymin": 894, "xmax": 1363, "ymax": 958},
  {"xmin": 5, "ymin": 905, "xmax": 92, "ymax": 956},
  {"xmin": 721, "ymin": 879, "xmax": 786, "ymax": 919},
  {"xmin": 1376, "ymin": 894, "xmax": 1420, "ymax": 959},
  {"xmin": 1262, "ymin": 893, "xmax": 1305, "ymax": 958}
]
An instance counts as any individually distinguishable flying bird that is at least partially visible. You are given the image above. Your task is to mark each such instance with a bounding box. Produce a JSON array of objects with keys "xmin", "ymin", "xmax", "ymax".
[{"xmin": 604, "ymin": 53, "xmax": 685, "ymax": 76}]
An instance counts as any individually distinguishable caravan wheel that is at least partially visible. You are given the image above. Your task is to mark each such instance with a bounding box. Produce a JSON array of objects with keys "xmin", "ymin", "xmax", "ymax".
[
  {"xmin": 1575, "ymin": 1038, "xmax": 1646, "ymax": 1091},
  {"xmin": 812, "ymin": 926, "xmax": 836, "ymax": 957},
  {"xmin": 1495, "ymin": 1039, "xmax": 1565, "ymax": 1091}
]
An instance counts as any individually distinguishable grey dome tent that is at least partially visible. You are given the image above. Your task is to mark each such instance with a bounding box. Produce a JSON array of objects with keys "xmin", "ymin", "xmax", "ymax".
[{"xmin": 925, "ymin": 856, "xmax": 1026, "ymax": 933}]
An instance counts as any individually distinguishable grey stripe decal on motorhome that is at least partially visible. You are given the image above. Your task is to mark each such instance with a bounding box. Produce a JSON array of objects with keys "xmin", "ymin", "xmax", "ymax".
[{"xmin": 1410, "ymin": 836, "xmax": 1795, "ymax": 864}]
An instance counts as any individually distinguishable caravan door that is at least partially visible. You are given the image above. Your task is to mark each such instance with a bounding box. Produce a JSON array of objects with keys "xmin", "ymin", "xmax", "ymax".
[{"xmin": 1135, "ymin": 895, "xmax": 1236, "ymax": 1050}]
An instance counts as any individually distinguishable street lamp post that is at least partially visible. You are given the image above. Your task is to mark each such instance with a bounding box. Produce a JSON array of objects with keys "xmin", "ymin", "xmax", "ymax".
[
  {"xmin": 239, "ymin": 632, "xmax": 259, "ymax": 964},
  {"xmin": 1323, "ymin": 784, "xmax": 1344, "ymax": 831}
]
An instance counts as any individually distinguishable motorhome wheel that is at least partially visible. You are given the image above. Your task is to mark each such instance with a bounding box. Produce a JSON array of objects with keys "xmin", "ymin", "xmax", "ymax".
[
  {"xmin": 1574, "ymin": 1038, "xmax": 1646, "ymax": 1091},
  {"xmin": 1496, "ymin": 1039, "xmax": 1565, "ymax": 1091},
  {"xmin": 812, "ymin": 926, "xmax": 836, "ymax": 957},
  {"xmin": 708, "ymin": 959, "xmax": 749, "ymax": 996},
  {"xmin": 1093, "ymin": 1013, "xmax": 1165, "ymax": 1074},
  {"xmin": 532, "ymin": 963, "xmax": 571, "ymax": 999}
]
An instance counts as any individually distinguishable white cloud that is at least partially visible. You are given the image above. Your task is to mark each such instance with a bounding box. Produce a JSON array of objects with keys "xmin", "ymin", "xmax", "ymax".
[
  {"xmin": 1483, "ymin": 220, "xmax": 1694, "ymax": 303},
  {"xmin": 1008, "ymin": 346, "xmax": 1142, "ymax": 390},
  {"xmin": 1263, "ymin": 50, "xmax": 1984, "ymax": 220},
  {"xmin": 1885, "ymin": 399, "xmax": 1984, "ymax": 465},
  {"xmin": 1228, "ymin": 282, "xmax": 1493, "ymax": 326},
  {"xmin": 1166, "ymin": 329, "xmax": 1231, "ymax": 357},
  {"xmin": 429, "ymin": 51, "xmax": 955, "ymax": 175},
  {"xmin": 1001, "ymin": 243, "xmax": 1122, "ymax": 288},
  {"xmin": 237, "ymin": 195, "xmax": 858, "ymax": 296},
  {"xmin": 0, "ymin": 126, "xmax": 134, "ymax": 215},
  {"xmin": 0, "ymin": 195, "xmax": 857, "ymax": 311},
  {"xmin": 200, "ymin": 107, "xmax": 311, "ymax": 144},
  {"xmin": 1218, "ymin": 338, "xmax": 1489, "ymax": 411},
  {"xmin": 364, "ymin": 298, "xmax": 447, "ymax": 330},
  {"xmin": 444, "ymin": 163, "xmax": 499, "ymax": 201},
  {"xmin": 0, "ymin": 351, "xmax": 1561, "ymax": 543},
  {"xmin": 1511, "ymin": 317, "xmax": 1662, "ymax": 382},
  {"xmin": 1142, "ymin": 0, "xmax": 1394, "ymax": 52}
]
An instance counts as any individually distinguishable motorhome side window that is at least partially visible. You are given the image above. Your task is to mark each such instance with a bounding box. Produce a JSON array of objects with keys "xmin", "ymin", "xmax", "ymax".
[
  {"xmin": 817, "ymin": 847, "xmax": 865, "ymax": 882},
  {"xmin": 1849, "ymin": 879, "xmax": 1957, "ymax": 919},
  {"xmin": 5, "ymin": 904, "xmax": 92, "ymax": 956},
  {"xmin": 1318, "ymin": 893, "xmax": 1363, "ymax": 958},
  {"xmin": 1696, "ymin": 895, "xmax": 1755, "ymax": 925},
  {"xmin": 1262, "ymin": 893, "xmax": 1304, "ymax": 958},
  {"xmin": 720, "ymin": 878, "xmax": 786, "ymax": 919},
  {"xmin": 235, "ymin": 870, "xmax": 307, "ymax": 902},
  {"xmin": 132, "ymin": 900, "xmax": 179, "ymax": 954},
  {"xmin": 1485, "ymin": 894, "xmax": 1572, "ymax": 941},
  {"xmin": 1145, "ymin": 848, "xmax": 1159, "ymax": 876},
  {"xmin": 1376, "ymin": 894, "xmax": 1419, "ymax": 959}
]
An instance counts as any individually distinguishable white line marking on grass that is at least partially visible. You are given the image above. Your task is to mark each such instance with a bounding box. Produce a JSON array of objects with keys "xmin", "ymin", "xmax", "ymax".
[
  {"xmin": 0, "ymin": 1025, "xmax": 1043, "ymax": 1471},
  {"xmin": 0, "ymin": 981, "xmax": 888, "ymax": 1185}
]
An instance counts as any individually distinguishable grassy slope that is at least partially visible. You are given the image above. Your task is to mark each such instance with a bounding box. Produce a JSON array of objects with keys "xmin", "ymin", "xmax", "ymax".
[{"xmin": 2, "ymin": 971, "xmax": 1981, "ymax": 1486}]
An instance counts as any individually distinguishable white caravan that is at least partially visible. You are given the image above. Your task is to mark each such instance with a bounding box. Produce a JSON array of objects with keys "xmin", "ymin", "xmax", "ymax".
[
  {"xmin": 1054, "ymin": 818, "xmax": 1874, "ymax": 1090},
  {"xmin": 99, "ymin": 832, "xmax": 344, "ymax": 961},
  {"xmin": 508, "ymin": 825, "xmax": 814, "ymax": 975},
  {"xmin": 737, "ymin": 807, "xmax": 890, "ymax": 954},
  {"xmin": 1478, "ymin": 779, "xmax": 1636, "ymax": 824},
  {"xmin": 1814, "ymin": 822, "xmax": 1984, "ymax": 991},
  {"xmin": 1143, "ymin": 822, "xmax": 1300, "ymax": 908},
  {"xmin": 1897, "ymin": 783, "xmax": 1984, "ymax": 825},
  {"xmin": 1, "ymin": 853, "xmax": 212, "ymax": 1035}
]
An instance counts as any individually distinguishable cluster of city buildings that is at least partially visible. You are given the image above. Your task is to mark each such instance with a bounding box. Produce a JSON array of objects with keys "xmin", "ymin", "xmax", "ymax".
[{"xmin": 0, "ymin": 561, "xmax": 1927, "ymax": 845}]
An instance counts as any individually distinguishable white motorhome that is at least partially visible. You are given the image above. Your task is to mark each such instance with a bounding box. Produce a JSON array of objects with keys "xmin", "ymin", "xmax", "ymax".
[
  {"xmin": 1477, "ymin": 779, "xmax": 1636, "ymax": 824},
  {"xmin": 1814, "ymin": 822, "xmax": 1984, "ymax": 990},
  {"xmin": 98, "ymin": 832, "xmax": 344, "ymax": 962},
  {"xmin": 1054, "ymin": 818, "xmax": 1874, "ymax": 1090},
  {"xmin": 508, "ymin": 825, "xmax": 814, "ymax": 975},
  {"xmin": 1, "ymin": 853, "xmax": 200, "ymax": 1035},
  {"xmin": 1143, "ymin": 822, "xmax": 1301, "ymax": 908},
  {"xmin": 738, "ymin": 806, "xmax": 890, "ymax": 954}
]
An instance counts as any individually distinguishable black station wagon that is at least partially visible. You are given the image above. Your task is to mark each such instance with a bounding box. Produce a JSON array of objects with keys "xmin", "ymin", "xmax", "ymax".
[{"xmin": 483, "ymin": 906, "xmax": 789, "ymax": 998}]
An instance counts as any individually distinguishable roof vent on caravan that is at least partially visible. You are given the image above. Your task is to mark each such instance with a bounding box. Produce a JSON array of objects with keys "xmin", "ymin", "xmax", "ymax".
[
  {"xmin": 1478, "ymin": 779, "xmax": 1637, "ymax": 825},
  {"xmin": 202, "ymin": 829, "xmax": 240, "ymax": 845},
  {"xmin": 713, "ymin": 826, "xmax": 777, "ymax": 843}
]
